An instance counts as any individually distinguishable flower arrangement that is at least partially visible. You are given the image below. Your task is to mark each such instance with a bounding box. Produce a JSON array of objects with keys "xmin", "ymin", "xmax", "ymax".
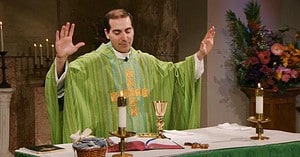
[{"xmin": 226, "ymin": 0, "xmax": 300, "ymax": 92}]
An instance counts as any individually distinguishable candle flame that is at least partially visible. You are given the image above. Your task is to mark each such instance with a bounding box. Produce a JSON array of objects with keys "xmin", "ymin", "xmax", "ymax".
[
  {"xmin": 34, "ymin": 43, "xmax": 37, "ymax": 47},
  {"xmin": 258, "ymin": 83, "xmax": 261, "ymax": 88}
]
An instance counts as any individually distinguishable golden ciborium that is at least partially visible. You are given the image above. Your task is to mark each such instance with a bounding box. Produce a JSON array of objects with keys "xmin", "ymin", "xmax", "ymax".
[{"xmin": 153, "ymin": 100, "xmax": 168, "ymax": 138}]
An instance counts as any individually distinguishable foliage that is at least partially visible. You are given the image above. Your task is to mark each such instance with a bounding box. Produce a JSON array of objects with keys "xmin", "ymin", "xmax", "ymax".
[{"xmin": 225, "ymin": 0, "xmax": 300, "ymax": 92}]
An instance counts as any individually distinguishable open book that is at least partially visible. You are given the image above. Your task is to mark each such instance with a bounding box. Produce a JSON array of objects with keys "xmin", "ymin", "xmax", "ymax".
[
  {"xmin": 25, "ymin": 144, "xmax": 64, "ymax": 154},
  {"xmin": 107, "ymin": 136, "xmax": 183, "ymax": 152}
]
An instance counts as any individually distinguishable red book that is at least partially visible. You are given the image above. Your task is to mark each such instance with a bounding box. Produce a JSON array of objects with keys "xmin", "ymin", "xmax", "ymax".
[{"xmin": 107, "ymin": 137, "xmax": 183, "ymax": 152}]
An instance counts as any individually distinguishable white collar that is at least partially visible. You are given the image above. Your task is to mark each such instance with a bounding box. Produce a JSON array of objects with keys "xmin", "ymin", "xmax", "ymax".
[{"xmin": 112, "ymin": 47, "xmax": 131, "ymax": 60}]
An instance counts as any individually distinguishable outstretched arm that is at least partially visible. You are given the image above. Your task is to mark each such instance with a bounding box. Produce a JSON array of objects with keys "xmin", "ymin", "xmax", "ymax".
[
  {"xmin": 55, "ymin": 22, "xmax": 85, "ymax": 77},
  {"xmin": 196, "ymin": 26, "xmax": 216, "ymax": 60}
]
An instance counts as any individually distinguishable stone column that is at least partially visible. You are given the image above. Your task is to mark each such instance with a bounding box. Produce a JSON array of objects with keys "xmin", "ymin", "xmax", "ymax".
[{"xmin": 0, "ymin": 88, "xmax": 13, "ymax": 157}]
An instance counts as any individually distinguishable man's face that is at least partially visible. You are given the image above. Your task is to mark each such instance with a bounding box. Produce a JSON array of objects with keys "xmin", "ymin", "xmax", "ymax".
[{"xmin": 105, "ymin": 16, "xmax": 134, "ymax": 53}]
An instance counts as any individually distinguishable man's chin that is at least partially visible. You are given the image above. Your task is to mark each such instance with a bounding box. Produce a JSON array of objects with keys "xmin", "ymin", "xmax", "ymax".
[{"xmin": 118, "ymin": 48, "xmax": 130, "ymax": 53}]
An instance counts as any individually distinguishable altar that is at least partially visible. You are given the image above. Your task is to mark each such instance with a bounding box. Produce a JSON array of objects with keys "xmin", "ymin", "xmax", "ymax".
[{"xmin": 14, "ymin": 124, "xmax": 300, "ymax": 157}]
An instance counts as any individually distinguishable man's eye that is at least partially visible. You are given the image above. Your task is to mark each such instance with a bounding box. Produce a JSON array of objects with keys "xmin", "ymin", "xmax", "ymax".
[
  {"xmin": 125, "ymin": 29, "xmax": 132, "ymax": 34},
  {"xmin": 113, "ymin": 31, "xmax": 121, "ymax": 35}
]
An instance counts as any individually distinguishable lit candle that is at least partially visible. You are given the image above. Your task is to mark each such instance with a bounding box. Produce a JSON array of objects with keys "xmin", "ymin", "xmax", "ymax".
[
  {"xmin": 0, "ymin": 21, "xmax": 4, "ymax": 51},
  {"xmin": 118, "ymin": 91, "xmax": 126, "ymax": 128},
  {"xmin": 34, "ymin": 43, "xmax": 37, "ymax": 65},
  {"xmin": 45, "ymin": 38, "xmax": 49, "ymax": 58},
  {"xmin": 51, "ymin": 44, "xmax": 55, "ymax": 59},
  {"xmin": 39, "ymin": 44, "xmax": 43, "ymax": 65},
  {"xmin": 255, "ymin": 83, "xmax": 264, "ymax": 114}
]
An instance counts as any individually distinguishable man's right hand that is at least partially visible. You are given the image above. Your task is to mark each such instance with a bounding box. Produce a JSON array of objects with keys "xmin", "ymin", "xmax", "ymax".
[{"xmin": 55, "ymin": 22, "xmax": 85, "ymax": 77}]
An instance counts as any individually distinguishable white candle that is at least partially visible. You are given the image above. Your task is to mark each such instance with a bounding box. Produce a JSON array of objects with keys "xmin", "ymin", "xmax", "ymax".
[
  {"xmin": 34, "ymin": 43, "xmax": 37, "ymax": 65},
  {"xmin": 118, "ymin": 106, "xmax": 126, "ymax": 127},
  {"xmin": 45, "ymin": 38, "xmax": 49, "ymax": 58},
  {"xmin": 51, "ymin": 44, "xmax": 55, "ymax": 59},
  {"xmin": 256, "ymin": 83, "xmax": 263, "ymax": 114},
  {"xmin": 39, "ymin": 44, "xmax": 43, "ymax": 65},
  {"xmin": 118, "ymin": 90, "xmax": 126, "ymax": 127},
  {"xmin": 0, "ymin": 21, "xmax": 4, "ymax": 51}
]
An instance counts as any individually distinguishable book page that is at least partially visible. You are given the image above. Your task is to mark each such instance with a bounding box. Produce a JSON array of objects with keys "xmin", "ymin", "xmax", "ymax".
[{"xmin": 107, "ymin": 136, "xmax": 183, "ymax": 152}]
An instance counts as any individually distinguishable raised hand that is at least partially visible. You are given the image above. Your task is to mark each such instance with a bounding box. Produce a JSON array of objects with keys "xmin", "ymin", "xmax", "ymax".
[
  {"xmin": 55, "ymin": 22, "xmax": 85, "ymax": 59},
  {"xmin": 55, "ymin": 22, "xmax": 85, "ymax": 76},
  {"xmin": 197, "ymin": 26, "xmax": 215, "ymax": 60}
]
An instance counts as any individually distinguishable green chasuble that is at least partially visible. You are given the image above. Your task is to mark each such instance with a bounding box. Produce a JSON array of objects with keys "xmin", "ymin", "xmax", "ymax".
[{"xmin": 45, "ymin": 42, "xmax": 202, "ymax": 144}]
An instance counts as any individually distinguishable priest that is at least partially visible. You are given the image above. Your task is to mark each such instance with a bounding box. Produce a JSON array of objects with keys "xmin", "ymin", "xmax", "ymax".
[{"xmin": 45, "ymin": 9, "xmax": 215, "ymax": 144}]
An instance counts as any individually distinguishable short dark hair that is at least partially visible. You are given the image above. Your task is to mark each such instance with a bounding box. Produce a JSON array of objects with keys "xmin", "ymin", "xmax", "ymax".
[{"xmin": 103, "ymin": 9, "xmax": 134, "ymax": 32}]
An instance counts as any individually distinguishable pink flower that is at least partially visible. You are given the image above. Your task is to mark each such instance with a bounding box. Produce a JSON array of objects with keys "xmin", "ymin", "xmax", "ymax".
[
  {"xmin": 257, "ymin": 51, "xmax": 271, "ymax": 65},
  {"xmin": 291, "ymin": 70, "xmax": 298, "ymax": 79},
  {"xmin": 282, "ymin": 73, "xmax": 291, "ymax": 82},
  {"xmin": 271, "ymin": 43, "xmax": 285, "ymax": 56}
]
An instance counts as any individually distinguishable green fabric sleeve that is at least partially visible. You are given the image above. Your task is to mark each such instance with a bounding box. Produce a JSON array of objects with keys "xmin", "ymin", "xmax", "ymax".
[{"xmin": 45, "ymin": 63, "xmax": 62, "ymax": 144}]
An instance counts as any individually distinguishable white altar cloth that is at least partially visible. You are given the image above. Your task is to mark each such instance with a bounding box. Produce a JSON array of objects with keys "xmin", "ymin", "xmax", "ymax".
[{"xmin": 15, "ymin": 124, "xmax": 300, "ymax": 157}]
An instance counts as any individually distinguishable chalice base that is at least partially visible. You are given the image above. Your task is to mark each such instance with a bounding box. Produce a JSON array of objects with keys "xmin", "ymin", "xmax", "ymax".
[
  {"xmin": 112, "ymin": 153, "xmax": 133, "ymax": 157},
  {"xmin": 250, "ymin": 135, "xmax": 269, "ymax": 140}
]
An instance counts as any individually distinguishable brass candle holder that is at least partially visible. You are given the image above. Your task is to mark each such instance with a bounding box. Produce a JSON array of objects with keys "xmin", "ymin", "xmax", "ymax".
[
  {"xmin": 109, "ymin": 94, "xmax": 136, "ymax": 157},
  {"xmin": 153, "ymin": 100, "xmax": 168, "ymax": 139},
  {"xmin": 247, "ymin": 113, "xmax": 271, "ymax": 140},
  {"xmin": 109, "ymin": 127, "xmax": 136, "ymax": 157}
]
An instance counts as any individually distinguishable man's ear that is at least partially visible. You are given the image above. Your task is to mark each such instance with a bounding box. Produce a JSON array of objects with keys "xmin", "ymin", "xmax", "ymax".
[{"xmin": 104, "ymin": 28, "xmax": 110, "ymax": 40}]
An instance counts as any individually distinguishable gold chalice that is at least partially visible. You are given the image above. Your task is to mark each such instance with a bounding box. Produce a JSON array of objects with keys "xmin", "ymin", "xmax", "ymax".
[{"xmin": 153, "ymin": 100, "xmax": 168, "ymax": 138}]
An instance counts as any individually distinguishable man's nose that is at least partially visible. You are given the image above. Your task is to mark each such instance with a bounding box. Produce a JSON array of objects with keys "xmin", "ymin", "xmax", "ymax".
[{"xmin": 120, "ymin": 32, "xmax": 127, "ymax": 40}]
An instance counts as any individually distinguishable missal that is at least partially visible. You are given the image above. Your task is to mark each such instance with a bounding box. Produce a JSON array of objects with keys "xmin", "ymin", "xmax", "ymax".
[
  {"xmin": 107, "ymin": 136, "xmax": 184, "ymax": 152},
  {"xmin": 25, "ymin": 144, "xmax": 64, "ymax": 153}
]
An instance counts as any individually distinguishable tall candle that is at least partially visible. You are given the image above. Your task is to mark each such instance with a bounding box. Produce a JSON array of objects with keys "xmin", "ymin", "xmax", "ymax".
[
  {"xmin": 118, "ymin": 91, "xmax": 126, "ymax": 128},
  {"xmin": 34, "ymin": 43, "xmax": 37, "ymax": 65},
  {"xmin": 39, "ymin": 44, "xmax": 43, "ymax": 65},
  {"xmin": 0, "ymin": 21, "xmax": 4, "ymax": 51},
  {"xmin": 51, "ymin": 44, "xmax": 55, "ymax": 59},
  {"xmin": 255, "ymin": 83, "xmax": 264, "ymax": 114},
  {"xmin": 45, "ymin": 38, "xmax": 49, "ymax": 58}
]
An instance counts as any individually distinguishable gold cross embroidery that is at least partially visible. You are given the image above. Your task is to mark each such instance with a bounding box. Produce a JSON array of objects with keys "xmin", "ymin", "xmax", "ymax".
[{"xmin": 110, "ymin": 69, "xmax": 148, "ymax": 116}]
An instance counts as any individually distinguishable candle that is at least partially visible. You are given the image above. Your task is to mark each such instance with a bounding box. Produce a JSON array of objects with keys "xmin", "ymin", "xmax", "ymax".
[
  {"xmin": 255, "ymin": 83, "xmax": 264, "ymax": 114},
  {"xmin": 34, "ymin": 43, "xmax": 37, "ymax": 65},
  {"xmin": 0, "ymin": 21, "xmax": 4, "ymax": 51},
  {"xmin": 118, "ymin": 91, "xmax": 126, "ymax": 128},
  {"xmin": 118, "ymin": 103, "xmax": 126, "ymax": 128},
  {"xmin": 45, "ymin": 38, "xmax": 49, "ymax": 58},
  {"xmin": 51, "ymin": 44, "xmax": 55, "ymax": 59},
  {"xmin": 39, "ymin": 44, "xmax": 43, "ymax": 65}
]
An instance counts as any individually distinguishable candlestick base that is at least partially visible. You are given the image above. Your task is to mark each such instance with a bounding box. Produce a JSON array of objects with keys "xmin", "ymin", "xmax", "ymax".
[
  {"xmin": 109, "ymin": 127, "xmax": 136, "ymax": 157},
  {"xmin": 247, "ymin": 114, "xmax": 271, "ymax": 140}
]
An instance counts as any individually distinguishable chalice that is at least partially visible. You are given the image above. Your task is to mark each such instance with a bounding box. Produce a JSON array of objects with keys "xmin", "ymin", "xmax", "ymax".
[{"xmin": 153, "ymin": 100, "xmax": 168, "ymax": 138}]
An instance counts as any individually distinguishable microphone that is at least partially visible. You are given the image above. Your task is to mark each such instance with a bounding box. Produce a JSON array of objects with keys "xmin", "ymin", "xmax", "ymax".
[{"xmin": 124, "ymin": 57, "xmax": 128, "ymax": 62}]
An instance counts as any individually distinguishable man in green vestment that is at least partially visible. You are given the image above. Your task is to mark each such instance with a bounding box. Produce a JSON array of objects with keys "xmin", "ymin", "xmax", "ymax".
[{"xmin": 45, "ymin": 9, "xmax": 215, "ymax": 144}]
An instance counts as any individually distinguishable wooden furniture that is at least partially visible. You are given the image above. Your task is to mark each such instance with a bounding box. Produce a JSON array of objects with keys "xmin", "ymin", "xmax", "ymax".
[{"xmin": 241, "ymin": 87, "xmax": 300, "ymax": 132}]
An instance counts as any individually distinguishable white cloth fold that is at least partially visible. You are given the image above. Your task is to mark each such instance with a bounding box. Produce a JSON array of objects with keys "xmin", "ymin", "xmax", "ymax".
[
  {"xmin": 217, "ymin": 123, "xmax": 252, "ymax": 131},
  {"xmin": 69, "ymin": 128, "xmax": 94, "ymax": 143}
]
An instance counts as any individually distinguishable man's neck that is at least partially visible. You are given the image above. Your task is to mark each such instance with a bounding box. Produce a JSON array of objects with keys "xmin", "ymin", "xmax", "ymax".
[{"xmin": 112, "ymin": 47, "xmax": 131, "ymax": 60}]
